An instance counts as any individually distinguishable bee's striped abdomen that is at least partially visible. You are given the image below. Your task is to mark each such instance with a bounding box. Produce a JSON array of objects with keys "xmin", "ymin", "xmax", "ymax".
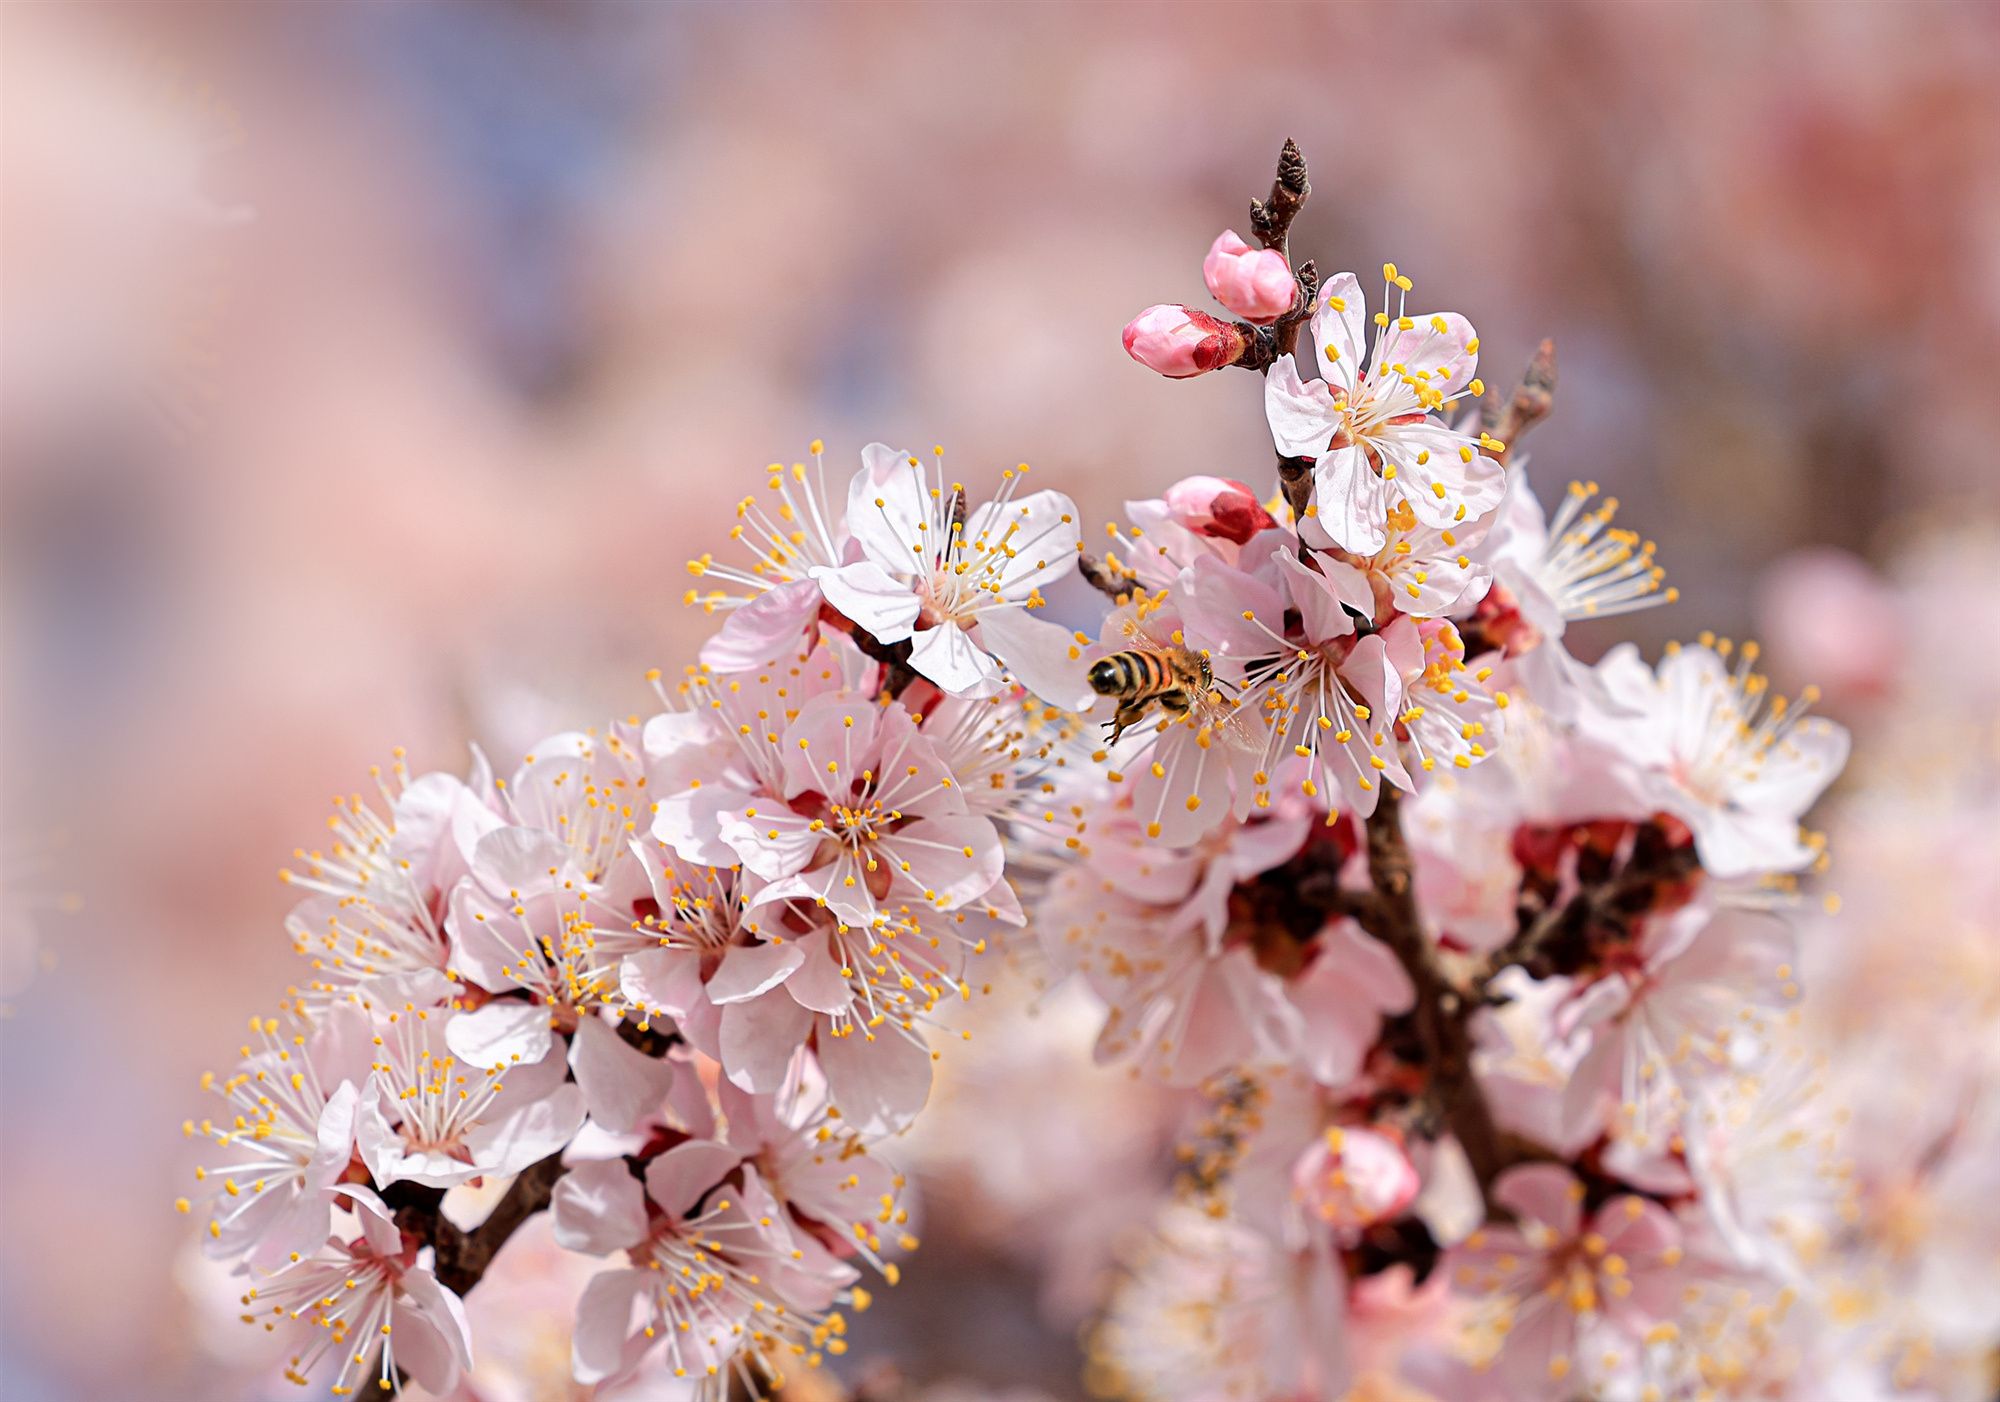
[{"xmin": 1089, "ymin": 649, "xmax": 1177, "ymax": 702}]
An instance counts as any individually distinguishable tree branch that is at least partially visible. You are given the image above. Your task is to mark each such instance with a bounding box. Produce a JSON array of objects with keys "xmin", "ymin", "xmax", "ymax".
[
  {"xmin": 1276, "ymin": 455, "xmax": 1314, "ymax": 548},
  {"xmin": 1238, "ymin": 140, "xmax": 1318, "ymax": 369},
  {"xmin": 383, "ymin": 1023, "xmax": 684, "ymax": 1306},
  {"xmin": 1482, "ymin": 338, "xmax": 1557, "ymax": 466},
  {"xmin": 430, "ymin": 1155, "xmax": 567, "ymax": 1295},
  {"xmin": 1481, "ymin": 823, "xmax": 1701, "ymax": 983},
  {"xmin": 1355, "ymin": 789, "xmax": 1509, "ymax": 1195},
  {"xmin": 1249, "ymin": 137, "xmax": 1310, "ymax": 254},
  {"xmin": 847, "ymin": 625, "xmax": 919, "ymax": 698}
]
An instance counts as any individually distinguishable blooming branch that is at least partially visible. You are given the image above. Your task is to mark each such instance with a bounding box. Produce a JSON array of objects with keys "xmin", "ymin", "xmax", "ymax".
[{"xmin": 179, "ymin": 138, "xmax": 1870, "ymax": 1402}]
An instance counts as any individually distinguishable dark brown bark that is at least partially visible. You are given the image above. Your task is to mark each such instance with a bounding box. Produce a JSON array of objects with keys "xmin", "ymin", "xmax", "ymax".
[
  {"xmin": 847, "ymin": 624, "xmax": 919, "ymax": 698},
  {"xmin": 381, "ymin": 1021, "xmax": 683, "ymax": 1307},
  {"xmin": 426, "ymin": 1154, "xmax": 567, "ymax": 1296},
  {"xmin": 1352, "ymin": 788, "xmax": 1510, "ymax": 1195}
]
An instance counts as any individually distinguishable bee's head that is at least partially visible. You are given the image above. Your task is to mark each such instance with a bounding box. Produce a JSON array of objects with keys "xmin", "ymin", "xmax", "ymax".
[{"xmin": 1088, "ymin": 658, "xmax": 1125, "ymax": 695}]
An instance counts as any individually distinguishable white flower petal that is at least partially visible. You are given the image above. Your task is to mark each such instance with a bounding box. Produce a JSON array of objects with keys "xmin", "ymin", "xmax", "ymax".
[
  {"xmin": 705, "ymin": 939, "xmax": 806, "ymax": 1004},
  {"xmin": 1264, "ymin": 353, "xmax": 1342, "ymax": 457},
  {"xmin": 568, "ymin": 1014, "xmax": 675, "ymax": 1134},
  {"xmin": 961, "ymin": 488, "xmax": 1083, "ymax": 598},
  {"xmin": 552, "ymin": 1158, "xmax": 651, "ymax": 1256},
  {"xmin": 811, "ymin": 560, "xmax": 922, "ymax": 643},
  {"xmin": 445, "ymin": 1000, "xmax": 555, "ymax": 1071},
  {"xmin": 974, "ymin": 605, "xmax": 1093, "ymax": 709},
  {"xmin": 846, "ymin": 443, "xmax": 934, "ymax": 575},
  {"xmin": 906, "ymin": 621, "xmax": 1005, "ymax": 697}
]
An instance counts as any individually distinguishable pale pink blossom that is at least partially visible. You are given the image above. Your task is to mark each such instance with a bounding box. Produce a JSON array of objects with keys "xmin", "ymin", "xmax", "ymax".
[
  {"xmin": 1042, "ymin": 802, "xmax": 1408, "ymax": 1090},
  {"xmin": 1304, "ymin": 495, "xmax": 1495, "ymax": 623},
  {"xmin": 1376, "ymin": 614, "xmax": 1508, "ymax": 782},
  {"xmin": 1404, "ymin": 785, "xmax": 1521, "ymax": 953},
  {"xmin": 708, "ymin": 911, "xmax": 962, "ymax": 1134},
  {"xmin": 1286, "ymin": 920, "xmax": 1415, "ymax": 1086},
  {"xmin": 1477, "ymin": 475, "xmax": 1675, "ymax": 639},
  {"xmin": 1121, "ymin": 303, "xmax": 1247, "ymax": 378},
  {"xmin": 1447, "ymin": 1164, "xmax": 1700, "ymax": 1396},
  {"xmin": 812, "ymin": 446, "xmax": 1088, "ymax": 704},
  {"xmin": 1344, "ymin": 1265, "xmax": 1475, "ymax": 1399},
  {"xmin": 1090, "ymin": 589, "xmax": 1270, "ymax": 844},
  {"xmin": 1470, "ymin": 969, "xmax": 1600, "ymax": 1161},
  {"xmin": 618, "ymin": 836, "xmax": 978, "ymax": 1141},
  {"xmin": 1104, "ymin": 476, "xmax": 1282, "ymax": 591},
  {"xmin": 245, "ymin": 1193, "xmax": 473, "ymax": 1397},
  {"xmin": 1178, "ymin": 546, "xmax": 1404, "ymax": 819},
  {"xmin": 1263, "ymin": 268, "xmax": 1504, "ymax": 553},
  {"xmin": 1290, "ymin": 1124, "xmax": 1421, "ymax": 1233},
  {"xmin": 1682, "ymin": 1040, "xmax": 1848, "ymax": 1279},
  {"xmin": 683, "ymin": 440, "xmax": 856, "ymax": 671},
  {"xmin": 552, "ymin": 1139, "xmax": 864, "ymax": 1392},
  {"xmin": 657, "ymin": 689, "xmax": 1007, "ymax": 930},
  {"xmin": 616, "ymin": 846, "xmax": 768, "ymax": 1064},
  {"xmin": 1185, "ymin": 549, "xmax": 1504, "ymax": 819},
  {"xmin": 1554, "ymin": 903, "xmax": 1800, "ymax": 1148},
  {"xmin": 1163, "ymin": 474, "xmax": 1278, "ymax": 544},
  {"xmin": 1469, "ymin": 474, "xmax": 1680, "ymax": 723},
  {"xmin": 443, "ymin": 824, "xmax": 671, "ymax": 1129},
  {"xmin": 718, "ymin": 1076, "xmax": 910, "ymax": 1273},
  {"xmin": 1583, "ymin": 639, "xmax": 1849, "ymax": 878},
  {"xmin": 1095, "ymin": 1206, "xmax": 1350, "ymax": 1402},
  {"xmin": 491, "ymin": 723, "xmax": 657, "ymax": 904},
  {"xmin": 356, "ymin": 1004, "xmax": 586, "ymax": 1189},
  {"xmin": 1038, "ymin": 809, "xmax": 1308, "ymax": 1085},
  {"xmin": 280, "ymin": 753, "xmax": 500, "ymax": 1015},
  {"xmin": 644, "ymin": 640, "xmax": 870, "ymax": 872},
  {"xmin": 180, "ymin": 1006, "xmax": 373, "ymax": 1271},
  {"xmin": 1202, "ymin": 230, "xmax": 1295, "ymax": 323}
]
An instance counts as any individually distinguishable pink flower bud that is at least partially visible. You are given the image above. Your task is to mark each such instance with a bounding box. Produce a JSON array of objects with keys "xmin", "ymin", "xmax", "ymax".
[
  {"xmin": 1291, "ymin": 1126, "xmax": 1421, "ymax": 1231},
  {"xmin": 1163, "ymin": 475, "xmax": 1278, "ymax": 545},
  {"xmin": 1121, "ymin": 304, "xmax": 1246, "ymax": 378},
  {"xmin": 1203, "ymin": 230, "xmax": 1296, "ymax": 323}
]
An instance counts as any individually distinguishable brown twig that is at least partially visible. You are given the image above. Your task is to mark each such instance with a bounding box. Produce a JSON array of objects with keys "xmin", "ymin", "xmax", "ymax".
[
  {"xmin": 1249, "ymin": 138, "xmax": 1310, "ymax": 254},
  {"xmin": 381, "ymin": 1024, "xmax": 683, "ymax": 1306},
  {"xmin": 847, "ymin": 625, "xmax": 919, "ymax": 697},
  {"xmin": 1482, "ymin": 338, "xmax": 1557, "ymax": 466},
  {"xmin": 1272, "ymin": 258, "xmax": 1318, "ymax": 364},
  {"xmin": 1235, "ymin": 140, "xmax": 1319, "ymax": 370},
  {"xmin": 1276, "ymin": 455, "xmax": 1314, "ymax": 543},
  {"xmin": 433, "ymin": 1155, "xmax": 566, "ymax": 1295},
  {"xmin": 1482, "ymin": 825, "xmax": 1701, "ymax": 983},
  {"xmin": 1354, "ymin": 789, "xmax": 1509, "ymax": 1195}
]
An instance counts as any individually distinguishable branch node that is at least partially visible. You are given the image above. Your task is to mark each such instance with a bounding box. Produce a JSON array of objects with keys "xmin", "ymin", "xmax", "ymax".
[{"xmin": 1484, "ymin": 338, "xmax": 1557, "ymax": 464}]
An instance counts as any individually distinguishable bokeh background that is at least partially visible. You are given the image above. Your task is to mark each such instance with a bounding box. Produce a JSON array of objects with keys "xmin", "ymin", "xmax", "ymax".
[{"xmin": 5, "ymin": 2, "xmax": 2000, "ymax": 1399}]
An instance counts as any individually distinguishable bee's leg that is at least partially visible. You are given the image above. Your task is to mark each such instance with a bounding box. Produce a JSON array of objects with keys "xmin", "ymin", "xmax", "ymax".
[
  {"xmin": 1104, "ymin": 698, "xmax": 1150, "ymax": 746},
  {"xmin": 1158, "ymin": 691, "xmax": 1192, "ymax": 719}
]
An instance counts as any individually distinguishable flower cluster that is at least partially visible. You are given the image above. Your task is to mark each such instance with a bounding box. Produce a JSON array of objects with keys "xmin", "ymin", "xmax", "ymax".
[
  {"xmin": 184, "ymin": 726, "xmax": 924, "ymax": 1398},
  {"xmin": 180, "ymin": 429, "xmax": 1102, "ymax": 1395},
  {"xmin": 183, "ymin": 141, "xmax": 1890, "ymax": 1402},
  {"xmin": 1078, "ymin": 149, "xmax": 1862, "ymax": 1402}
]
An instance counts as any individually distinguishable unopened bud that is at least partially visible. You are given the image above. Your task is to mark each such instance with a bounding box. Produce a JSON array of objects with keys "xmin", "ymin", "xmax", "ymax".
[
  {"xmin": 1291, "ymin": 1126, "xmax": 1420, "ymax": 1231},
  {"xmin": 1163, "ymin": 475, "xmax": 1277, "ymax": 545},
  {"xmin": 1121, "ymin": 305, "xmax": 1247, "ymax": 378},
  {"xmin": 1202, "ymin": 230, "xmax": 1295, "ymax": 323}
]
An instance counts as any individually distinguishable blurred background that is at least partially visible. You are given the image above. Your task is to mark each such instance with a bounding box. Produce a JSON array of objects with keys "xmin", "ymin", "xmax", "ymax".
[{"xmin": 4, "ymin": 2, "xmax": 1999, "ymax": 1399}]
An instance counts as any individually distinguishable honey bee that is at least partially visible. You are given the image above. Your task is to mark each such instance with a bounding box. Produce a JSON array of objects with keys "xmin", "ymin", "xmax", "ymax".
[{"xmin": 1088, "ymin": 647, "xmax": 1214, "ymax": 744}]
